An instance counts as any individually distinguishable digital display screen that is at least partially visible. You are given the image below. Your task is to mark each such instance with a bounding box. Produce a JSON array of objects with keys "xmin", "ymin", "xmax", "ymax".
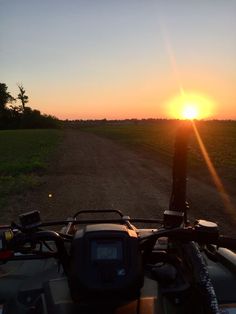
[
  {"xmin": 96, "ymin": 244, "xmax": 118, "ymax": 260},
  {"xmin": 91, "ymin": 240, "xmax": 123, "ymax": 261}
]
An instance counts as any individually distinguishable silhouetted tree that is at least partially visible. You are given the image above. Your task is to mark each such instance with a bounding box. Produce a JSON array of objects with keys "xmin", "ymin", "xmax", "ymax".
[
  {"xmin": 8, "ymin": 104, "xmax": 22, "ymax": 128},
  {"xmin": 0, "ymin": 83, "xmax": 16, "ymax": 129},
  {"xmin": 0, "ymin": 83, "xmax": 15, "ymax": 111},
  {"xmin": 17, "ymin": 84, "xmax": 28, "ymax": 112},
  {"xmin": 0, "ymin": 82, "xmax": 60, "ymax": 129},
  {"xmin": 20, "ymin": 107, "xmax": 60, "ymax": 128},
  {"xmin": 9, "ymin": 104, "xmax": 22, "ymax": 114}
]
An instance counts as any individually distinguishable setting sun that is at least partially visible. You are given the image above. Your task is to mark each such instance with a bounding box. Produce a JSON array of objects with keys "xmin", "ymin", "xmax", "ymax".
[
  {"xmin": 166, "ymin": 91, "xmax": 215, "ymax": 120},
  {"xmin": 182, "ymin": 104, "xmax": 199, "ymax": 120}
]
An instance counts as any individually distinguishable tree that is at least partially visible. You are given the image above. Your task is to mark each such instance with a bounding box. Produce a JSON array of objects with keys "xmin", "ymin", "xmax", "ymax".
[
  {"xmin": 0, "ymin": 83, "xmax": 15, "ymax": 112},
  {"xmin": 0, "ymin": 82, "xmax": 60, "ymax": 129},
  {"xmin": 17, "ymin": 83, "xmax": 28, "ymax": 112}
]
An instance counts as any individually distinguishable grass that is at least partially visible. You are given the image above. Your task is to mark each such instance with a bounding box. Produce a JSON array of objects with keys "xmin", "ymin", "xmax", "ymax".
[
  {"xmin": 80, "ymin": 120, "xmax": 236, "ymax": 190},
  {"xmin": 81, "ymin": 121, "xmax": 177, "ymax": 161},
  {"xmin": 0, "ymin": 129, "xmax": 63, "ymax": 207},
  {"xmin": 1, "ymin": 122, "xmax": 235, "ymax": 208}
]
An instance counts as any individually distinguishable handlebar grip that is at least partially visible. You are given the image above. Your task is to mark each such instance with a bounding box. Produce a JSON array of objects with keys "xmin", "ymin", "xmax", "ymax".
[{"xmin": 217, "ymin": 236, "xmax": 236, "ymax": 251}]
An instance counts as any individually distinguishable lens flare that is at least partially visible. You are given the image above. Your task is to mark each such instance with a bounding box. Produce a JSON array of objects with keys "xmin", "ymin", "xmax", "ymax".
[{"xmin": 191, "ymin": 121, "xmax": 235, "ymax": 222}]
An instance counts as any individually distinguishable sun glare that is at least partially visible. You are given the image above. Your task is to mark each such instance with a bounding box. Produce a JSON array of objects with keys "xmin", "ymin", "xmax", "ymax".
[
  {"xmin": 182, "ymin": 104, "xmax": 198, "ymax": 120},
  {"xmin": 167, "ymin": 92, "xmax": 215, "ymax": 120}
]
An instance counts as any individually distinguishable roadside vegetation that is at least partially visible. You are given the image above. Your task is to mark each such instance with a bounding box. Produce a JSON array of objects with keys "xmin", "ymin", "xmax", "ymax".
[
  {"xmin": 0, "ymin": 82, "xmax": 62, "ymax": 208},
  {"xmin": 0, "ymin": 129, "xmax": 63, "ymax": 208}
]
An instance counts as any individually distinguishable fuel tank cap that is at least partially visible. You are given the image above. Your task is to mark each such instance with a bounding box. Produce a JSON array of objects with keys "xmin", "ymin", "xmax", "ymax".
[{"xmin": 195, "ymin": 219, "xmax": 218, "ymax": 231}]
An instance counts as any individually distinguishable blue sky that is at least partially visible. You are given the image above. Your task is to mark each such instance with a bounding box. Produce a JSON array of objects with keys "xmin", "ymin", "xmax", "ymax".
[{"xmin": 1, "ymin": 0, "xmax": 236, "ymax": 119}]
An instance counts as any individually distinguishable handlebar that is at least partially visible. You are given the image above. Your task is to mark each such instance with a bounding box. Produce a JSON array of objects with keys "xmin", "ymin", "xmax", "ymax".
[
  {"xmin": 0, "ymin": 229, "xmax": 69, "ymax": 273},
  {"xmin": 73, "ymin": 209, "xmax": 124, "ymax": 219},
  {"xmin": 14, "ymin": 230, "xmax": 69, "ymax": 271},
  {"xmin": 1, "ymin": 219, "xmax": 236, "ymax": 272},
  {"xmin": 140, "ymin": 225, "xmax": 236, "ymax": 251}
]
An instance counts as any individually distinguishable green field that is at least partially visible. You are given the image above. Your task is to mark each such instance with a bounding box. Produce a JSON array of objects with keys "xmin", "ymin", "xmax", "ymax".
[
  {"xmin": 1, "ymin": 121, "xmax": 235, "ymax": 209},
  {"xmin": 81, "ymin": 120, "xmax": 236, "ymax": 190},
  {"xmin": 0, "ymin": 129, "xmax": 63, "ymax": 208}
]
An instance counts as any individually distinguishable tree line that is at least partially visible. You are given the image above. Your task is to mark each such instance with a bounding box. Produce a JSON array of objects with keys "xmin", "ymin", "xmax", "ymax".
[{"xmin": 0, "ymin": 83, "xmax": 60, "ymax": 129}]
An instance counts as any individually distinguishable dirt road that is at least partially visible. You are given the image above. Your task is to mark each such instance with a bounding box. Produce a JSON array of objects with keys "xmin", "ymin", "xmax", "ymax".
[{"xmin": 6, "ymin": 130, "xmax": 236, "ymax": 235}]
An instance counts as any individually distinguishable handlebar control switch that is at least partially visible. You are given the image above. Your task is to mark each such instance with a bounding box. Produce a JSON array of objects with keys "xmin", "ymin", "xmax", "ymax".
[
  {"xmin": 0, "ymin": 229, "xmax": 14, "ymax": 262},
  {"xmin": 19, "ymin": 210, "xmax": 41, "ymax": 231},
  {"xmin": 0, "ymin": 229, "xmax": 14, "ymax": 250}
]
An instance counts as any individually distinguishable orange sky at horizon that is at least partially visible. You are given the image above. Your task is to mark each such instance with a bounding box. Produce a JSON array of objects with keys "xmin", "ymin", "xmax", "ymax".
[{"xmin": 27, "ymin": 65, "xmax": 235, "ymax": 120}]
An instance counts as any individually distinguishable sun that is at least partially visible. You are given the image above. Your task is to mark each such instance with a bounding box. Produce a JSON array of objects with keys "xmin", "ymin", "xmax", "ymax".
[
  {"xmin": 166, "ymin": 91, "xmax": 215, "ymax": 120},
  {"xmin": 182, "ymin": 104, "xmax": 199, "ymax": 119}
]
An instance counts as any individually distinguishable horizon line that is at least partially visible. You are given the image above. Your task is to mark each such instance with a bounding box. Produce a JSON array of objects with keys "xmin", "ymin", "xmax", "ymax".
[{"xmin": 61, "ymin": 117, "xmax": 236, "ymax": 122}]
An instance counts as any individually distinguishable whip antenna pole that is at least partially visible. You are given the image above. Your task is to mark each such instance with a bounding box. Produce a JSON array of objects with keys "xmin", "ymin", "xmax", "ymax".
[{"xmin": 164, "ymin": 121, "xmax": 191, "ymax": 227}]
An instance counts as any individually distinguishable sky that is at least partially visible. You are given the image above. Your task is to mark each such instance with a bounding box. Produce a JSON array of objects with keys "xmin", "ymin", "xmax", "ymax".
[{"xmin": 1, "ymin": 0, "xmax": 236, "ymax": 120}]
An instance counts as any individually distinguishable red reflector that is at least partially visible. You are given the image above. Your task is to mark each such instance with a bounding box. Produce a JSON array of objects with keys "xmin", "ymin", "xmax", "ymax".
[{"xmin": 0, "ymin": 251, "xmax": 13, "ymax": 260}]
